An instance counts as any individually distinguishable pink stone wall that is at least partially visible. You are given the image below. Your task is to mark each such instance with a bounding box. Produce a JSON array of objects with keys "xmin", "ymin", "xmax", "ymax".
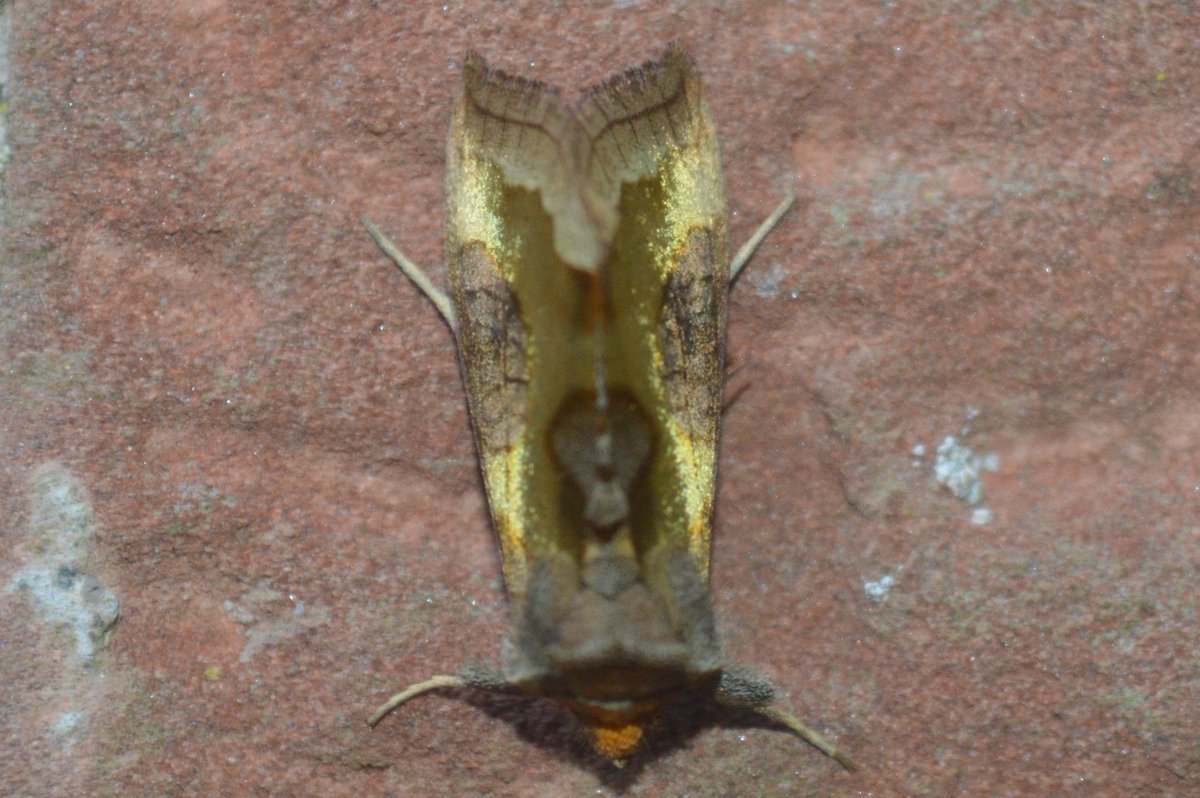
[{"xmin": 2, "ymin": 3, "xmax": 1198, "ymax": 795}]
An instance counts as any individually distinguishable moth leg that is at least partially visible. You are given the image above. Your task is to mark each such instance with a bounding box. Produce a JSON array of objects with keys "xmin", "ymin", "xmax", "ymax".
[
  {"xmin": 361, "ymin": 215, "xmax": 458, "ymax": 331},
  {"xmin": 728, "ymin": 191, "xmax": 796, "ymax": 284},
  {"xmin": 716, "ymin": 667, "xmax": 858, "ymax": 772},
  {"xmin": 367, "ymin": 664, "xmax": 513, "ymax": 727}
]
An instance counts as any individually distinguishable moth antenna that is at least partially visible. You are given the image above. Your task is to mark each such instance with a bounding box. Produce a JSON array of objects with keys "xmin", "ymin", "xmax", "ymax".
[
  {"xmin": 362, "ymin": 215, "xmax": 459, "ymax": 331},
  {"xmin": 728, "ymin": 191, "xmax": 796, "ymax": 284},
  {"xmin": 753, "ymin": 705, "xmax": 858, "ymax": 772},
  {"xmin": 367, "ymin": 674, "xmax": 468, "ymax": 727}
]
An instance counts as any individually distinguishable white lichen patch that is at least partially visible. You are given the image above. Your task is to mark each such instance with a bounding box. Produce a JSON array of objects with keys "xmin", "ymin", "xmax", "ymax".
[
  {"xmin": 8, "ymin": 463, "xmax": 121, "ymax": 664},
  {"xmin": 863, "ymin": 572, "xmax": 897, "ymax": 602},
  {"xmin": 934, "ymin": 435, "xmax": 999, "ymax": 507},
  {"xmin": 970, "ymin": 507, "xmax": 994, "ymax": 526},
  {"xmin": 53, "ymin": 711, "xmax": 86, "ymax": 734}
]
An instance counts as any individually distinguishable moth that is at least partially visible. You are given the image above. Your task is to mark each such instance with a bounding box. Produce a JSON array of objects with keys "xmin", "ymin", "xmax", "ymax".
[{"xmin": 363, "ymin": 45, "xmax": 854, "ymax": 770}]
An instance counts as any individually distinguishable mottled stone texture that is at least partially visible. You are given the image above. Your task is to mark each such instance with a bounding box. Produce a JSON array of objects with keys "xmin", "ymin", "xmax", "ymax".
[{"xmin": 2, "ymin": 2, "xmax": 1198, "ymax": 796}]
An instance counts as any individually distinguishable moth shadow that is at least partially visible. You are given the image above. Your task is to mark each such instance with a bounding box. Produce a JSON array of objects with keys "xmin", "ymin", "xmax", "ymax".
[{"xmin": 460, "ymin": 690, "xmax": 801, "ymax": 791}]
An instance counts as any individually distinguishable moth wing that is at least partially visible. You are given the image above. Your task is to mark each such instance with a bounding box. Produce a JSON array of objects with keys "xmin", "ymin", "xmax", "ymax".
[
  {"xmin": 580, "ymin": 47, "xmax": 729, "ymax": 576},
  {"xmin": 444, "ymin": 53, "xmax": 580, "ymax": 599}
]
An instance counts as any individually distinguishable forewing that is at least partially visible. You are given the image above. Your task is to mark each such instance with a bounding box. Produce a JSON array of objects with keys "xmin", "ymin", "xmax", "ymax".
[
  {"xmin": 582, "ymin": 47, "xmax": 729, "ymax": 576},
  {"xmin": 445, "ymin": 56, "xmax": 551, "ymax": 598}
]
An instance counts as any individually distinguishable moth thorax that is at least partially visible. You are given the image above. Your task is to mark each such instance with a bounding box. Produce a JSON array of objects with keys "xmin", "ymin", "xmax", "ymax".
[
  {"xmin": 580, "ymin": 526, "xmax": 638, "ymax": 595},
  {"xmin": 550, "ymin": 391, "xmax": 653, "ymax": 536}
]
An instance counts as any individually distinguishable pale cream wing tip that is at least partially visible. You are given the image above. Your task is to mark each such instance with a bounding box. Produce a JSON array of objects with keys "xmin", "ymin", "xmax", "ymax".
[
  {"xmin": 450, "ymin": 47, "xmax": 715, "ymax": 273},
  {"xmin": 454, "ymin": 50, "xmax": 602, "ymax": 267}
]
